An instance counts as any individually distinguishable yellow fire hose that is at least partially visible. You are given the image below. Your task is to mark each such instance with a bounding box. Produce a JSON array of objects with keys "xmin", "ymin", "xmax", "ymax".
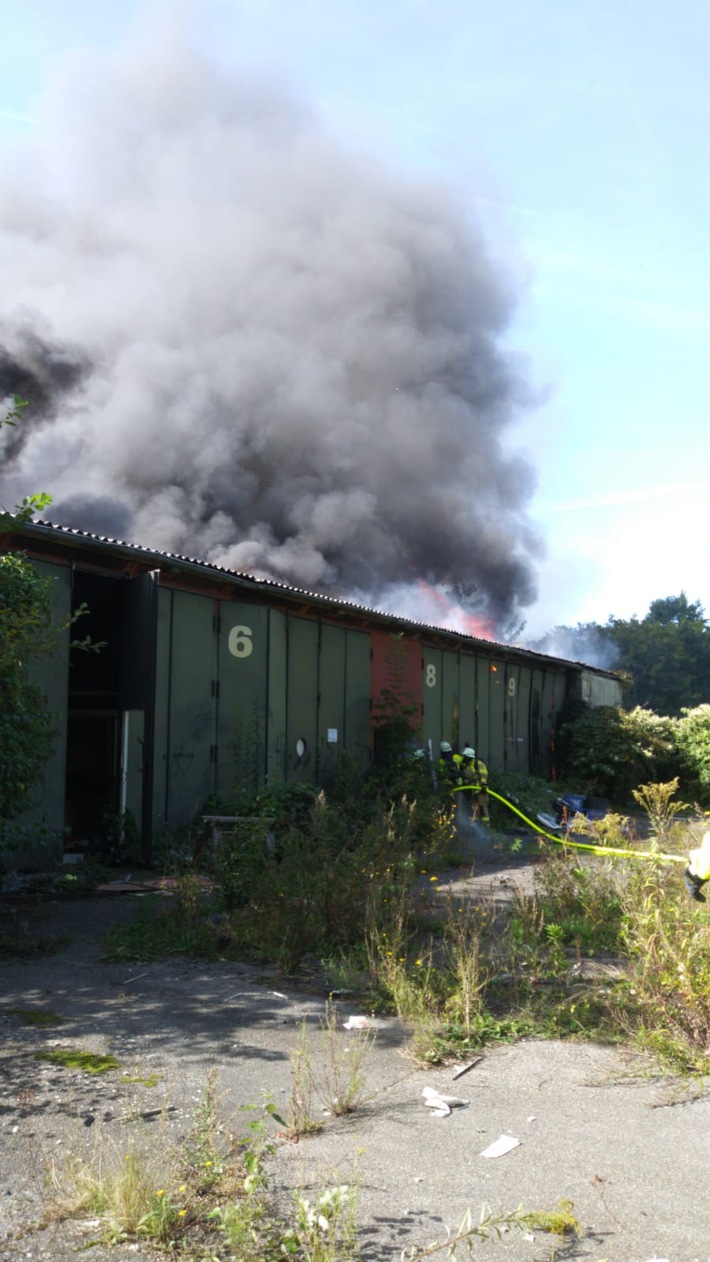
[{"xmin": 451, "ymin": 784, "xmax": 686, "ymax": 865}]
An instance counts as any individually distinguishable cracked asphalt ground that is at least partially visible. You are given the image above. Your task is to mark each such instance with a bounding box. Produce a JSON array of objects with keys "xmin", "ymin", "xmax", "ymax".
[{"xmin": 1, "ymin": 869, "xmax": 709, "ymax": 1262}]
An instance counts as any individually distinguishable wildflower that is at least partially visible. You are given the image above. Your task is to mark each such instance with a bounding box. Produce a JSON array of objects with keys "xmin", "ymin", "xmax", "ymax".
[
  {"xmin": 179, "ymin": 1209, "xmax": 187, "ymax": 1217},
  {"xmin": 156, "ymin": 1190, "xmax": 164, "ymax": 1197},
  {"xmin": 430, "ymin": 876, "xmax": 439, "ymax": 882}
]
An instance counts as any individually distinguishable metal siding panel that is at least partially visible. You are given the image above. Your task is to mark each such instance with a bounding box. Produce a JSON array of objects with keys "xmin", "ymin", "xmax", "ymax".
[
  {"xmin": 343, "ymin": 629, "xmax": 371, "ymax": 762},
  {"xmin": 513, "ymin": 665, "xmax": 532, "ymax": 773},
  {"xmin": 164, "ymin": 590, "xmax": 216, "ymax": 823},
  {"xmin": 152, "ymin": 588, "xmax": 172, "ymax": 835},
  {"xmin": 441, "ymin": 651, "xmax": 462, "ymax": 750},
  {"xmin": 458, "ymin": 654, "xmax": 477, "ymax": 753},
  {"xmin": 217, "ymin": 602, "xmax": 269, "ymax": 801},
  {"xmin": 422, "ymin": 647, "xmax": 443, "ymax": 750},
  {"xmin": 286, "ymin": 616, "xmax": 319, "ymax": 782},
  {"xmin": 529, "ymin": 669, "xmax": 544, "ymax": 777},
  {"xmin": 487, "ymin": 658, "xmax": 505, "ymax": 770},
  {"xmin": 15, "ymin": 560, "xmax": 71, "ymax": 862},
  {"xmin": 475, "ymin": 656, "xmax": 491, "ymax": 765},
  {"xmin": 504, "ymin": 661, "xmax": 528, "ymax": 773},
  {"xmin": 318, "ymin": 624, "xmax": 346, "ymax": 783},
  {"xmin": 266, "ymin": 609, "xmax": 287, "ymax": 785},
  {"xmin": 542, "ymin": 669, "xmax": 565, "ymax": 780}
]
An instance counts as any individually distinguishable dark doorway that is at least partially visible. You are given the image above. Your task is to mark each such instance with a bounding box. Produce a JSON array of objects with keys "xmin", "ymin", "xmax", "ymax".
[
  {"xmin": 64, "ymin": 568, "xmax": 159, "ymax": 861},
  {"xmin": 64, "ymin": 571, "xmax": 122, "ymax": 855}
]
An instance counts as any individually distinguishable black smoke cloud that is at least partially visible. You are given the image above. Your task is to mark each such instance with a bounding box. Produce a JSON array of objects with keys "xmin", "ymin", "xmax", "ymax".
[
  {"xmin": 0, "ymin": 325, "xmax": 89, "ymax": 458},
  {"xmin": 0, "ymin": 16, "xmax": 542, "ymax": 636}
]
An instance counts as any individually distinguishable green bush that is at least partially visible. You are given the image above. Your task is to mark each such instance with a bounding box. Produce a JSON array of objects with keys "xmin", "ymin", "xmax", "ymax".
[
  {"xmin": 675, "ymin": 705, "xmax": 710, "ymax": 806},
  {"xmin": 557, "ymin": 704, "xmax": 680, "ymax": 803}
]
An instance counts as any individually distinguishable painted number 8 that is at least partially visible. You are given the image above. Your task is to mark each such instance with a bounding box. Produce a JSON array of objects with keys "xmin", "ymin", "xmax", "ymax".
[
  {"xmin": 228, "ymin": 625, "xmax": 253, "ymax": 658},
  {"xmin": 425, "ymin": 663, "xmax": 437, "ymax": 688}
]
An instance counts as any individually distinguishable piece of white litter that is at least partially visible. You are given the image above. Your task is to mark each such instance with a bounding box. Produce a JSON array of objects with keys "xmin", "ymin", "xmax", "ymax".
[
  {"xmin": 423, "ymin": 1099, "xmax": 451, "ymax": 1117},
  {"xmin": 343, "ymin": 1015, "xmax": 371, "ymax": 1030},
  {"xmin": 271, "ymin": 991, "xmax": 287, "ymax": 999},
  {"xmin": 480, "ymin": 1134, "xmax": 521, "ymax": 1158},
  {"xmin": 422, "ymin": 1087, "xmax": 469, "ymax": 1108}
]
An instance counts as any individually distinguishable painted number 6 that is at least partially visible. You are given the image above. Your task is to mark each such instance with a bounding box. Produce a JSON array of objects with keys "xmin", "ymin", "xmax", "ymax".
[{"xmin": 228, "ymin": 625, "xmax": 253, "ymax": 658}]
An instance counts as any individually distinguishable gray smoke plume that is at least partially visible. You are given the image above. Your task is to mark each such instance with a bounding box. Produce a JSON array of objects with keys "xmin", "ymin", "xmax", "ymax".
[
  {"xmin": 528, "ymin": 625, "xmax": 620, "ymax": 672},
  {"xmin": 0, "ymin": 15, "xmax": 542, "ymax": 637}
]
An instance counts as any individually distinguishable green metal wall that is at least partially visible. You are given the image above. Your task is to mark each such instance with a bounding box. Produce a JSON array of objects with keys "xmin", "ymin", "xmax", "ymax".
[
  {"xmin": 318, "ymin": 624, "xmax": 371, "ymax": 780},
  {"xmin": 502, "ymin": 662, "xmax": 531, "ymax": 773},
  {"xmin": 153, "ymin": 589, "xmax": 217, "ymax": 828},
  {"xmin": 421, "ymin": 646, "xmax": 443, "ymax": 752},
  {"xmin": 285, "ymin": 616, "xmax": 319, "ymax": 783},
  {"xmin": 280, "ymin": 616, "xmax": 371, "ymax": 785},
  {"xmin": 154, "ymin": 589, "xmax": 573, "ymax": 835},
  {"xmin": 216, "ymin": 601, "xmax": 269, "ymax": 800}
]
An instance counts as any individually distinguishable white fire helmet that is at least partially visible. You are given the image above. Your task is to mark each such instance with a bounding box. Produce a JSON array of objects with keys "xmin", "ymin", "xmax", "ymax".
[
  {"xmin": 462, "ymin": 747, "xmax": 476, "ymax": 759},
  {"xmin": 440, "ymin": 741, "xmax": 452, "ymax": 753}
]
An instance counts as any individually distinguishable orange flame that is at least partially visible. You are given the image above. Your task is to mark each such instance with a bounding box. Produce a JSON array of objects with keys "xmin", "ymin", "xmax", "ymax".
[{"xmin": 416, "ymin": 580, "xmax": 496, "ymax": 640}]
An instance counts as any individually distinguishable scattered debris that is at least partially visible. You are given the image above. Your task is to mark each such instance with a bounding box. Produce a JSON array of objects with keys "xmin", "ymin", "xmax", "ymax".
[
  {"xmin": 423, "ymin": 1096, "xmax": 451, "ymax": 1117},
  {"xmin": 343, "ymin": 1015, "xmax": 371, "ymax": 1030},
  {"xmin": 452, "ymin": 1057, "xmax": 482, "ymax": 1079},
  {"xmin": 422, "ymin": 1086, "xmax": 469, "ymax": 1117},
  {"xmin": 480, "ymin": 1134, "xmax": 521, "ymax": 1158}
]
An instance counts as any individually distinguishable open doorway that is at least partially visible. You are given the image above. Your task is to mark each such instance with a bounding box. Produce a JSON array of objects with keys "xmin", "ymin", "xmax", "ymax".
[
  {"xmin": 63, "ymin": 567, "xmax": 158, "ymax": 862},
  {"xmin": 64, "ymin": 571, "xmax": 122, "ymax": 857}
]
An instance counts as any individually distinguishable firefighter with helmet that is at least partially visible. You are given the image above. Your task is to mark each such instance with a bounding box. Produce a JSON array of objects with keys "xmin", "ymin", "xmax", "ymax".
[
  {"xmin": 460, "ymin": 746, "xmax": 490, "ymax": 824},
  {"xmin": 438, "ymin": 741, "xmax": 462, "ymax": 788}
]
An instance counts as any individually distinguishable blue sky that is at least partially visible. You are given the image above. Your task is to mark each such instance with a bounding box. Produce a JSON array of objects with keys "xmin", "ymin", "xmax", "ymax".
[{"xmin": 1, "ymin": 0, "xmax": 708, "ymax": 638}]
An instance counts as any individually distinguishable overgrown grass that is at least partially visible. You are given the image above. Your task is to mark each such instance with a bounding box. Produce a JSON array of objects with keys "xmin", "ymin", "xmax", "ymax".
[
  {"xmin": 37, "ymin": 1073, "xmax": 578, "ymax": 1261},
  {"xmin": 103, "ymin": 772, "xmax": 709, "ymax": 1076}
]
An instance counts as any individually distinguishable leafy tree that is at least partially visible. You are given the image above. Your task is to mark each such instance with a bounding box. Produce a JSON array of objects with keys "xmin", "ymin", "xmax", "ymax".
[
  {"xmin": 534, "ymin": 594, "xmax": 710, "ymax": 718},
  {"xmin": 1, "ymin": 396, "xmax": 68, "ymax": 843},
  {"xmin": 0, "ymin": 552, "xmax": 57, "ymax": 825},
  {"xmin": 608, "ymin": 594, "xmax": 710, "ymax": 716}
]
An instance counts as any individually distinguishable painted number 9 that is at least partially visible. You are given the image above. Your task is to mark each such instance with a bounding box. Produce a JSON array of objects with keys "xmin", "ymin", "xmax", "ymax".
[
  {"xmin": 425, "ymin": 663, "xmax": 437, "ymax": 688},
  {"xmin": 228, "ymin": 625, "xmax": 253, "ymax": 658}
]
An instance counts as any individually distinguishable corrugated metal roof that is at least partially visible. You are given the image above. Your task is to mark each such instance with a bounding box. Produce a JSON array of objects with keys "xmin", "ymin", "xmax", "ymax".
[{"xmin": 5, "ymin": 516, "xmax": 619, "ymax": 677}]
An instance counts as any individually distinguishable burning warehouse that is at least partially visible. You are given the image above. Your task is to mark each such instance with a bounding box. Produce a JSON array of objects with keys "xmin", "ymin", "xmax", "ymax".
[
  {"xmin": 0, "ymin": 520, "xmax": 620, "ymax": 868},
  {"xmin": 0, "ymin": 22, "xmax": 623, "ymax": 869}
]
